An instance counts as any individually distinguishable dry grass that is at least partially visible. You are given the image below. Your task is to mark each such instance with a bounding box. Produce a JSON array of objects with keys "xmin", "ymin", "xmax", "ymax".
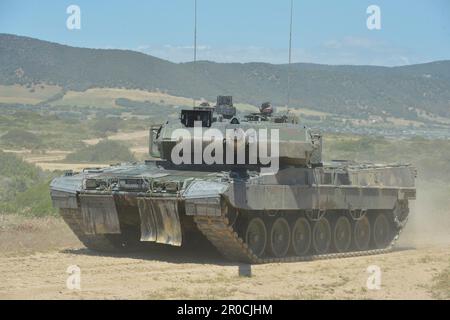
[
  {"xmin": 2, "ymin": 128, "xmax": 149, "ymax": 170},
  {"xmin": 276, "ymin": 106, "xmax": 331, "ymax": 118},
  {"xmin": 0, "ymin": 84, "xmax": 62, "ymax": 105},
  {"xmin": 0, "ymin": 214, "xmax": 80, "ymax": 256},
  {"xmin": 1, "ymin": 149, "xmax": 107, "ymax": 171},
  {"xmin": 82, "ymin": 130, "xmax": 148, "ymax": 146},
  {"xmin": 386, "ymin": 116, "xmax": 424, "ymax": 127},
  {"xmin": 431, "ymin": 261, "xmax": 450, "ymax": 299},
  {"xmin": 51, "ymin": 88, "xmax": 194, "ymax": 108}
]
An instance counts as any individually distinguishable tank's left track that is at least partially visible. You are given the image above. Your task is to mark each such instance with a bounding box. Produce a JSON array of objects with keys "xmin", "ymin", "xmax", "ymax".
[{"xmin": 193, "ymin": 211, "xmax": 400, "ymax": 264}]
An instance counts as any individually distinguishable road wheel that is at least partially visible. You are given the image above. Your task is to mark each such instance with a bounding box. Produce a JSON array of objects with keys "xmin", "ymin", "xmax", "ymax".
[
  {"xmin": 268, "ymin": 218, "xmax": 291, "ymax": 258},
  {"xmin": 312, "ymin": 217, "xmax": 332, "ymax": 254},
  {"xmin": 291, "ymin": 217, "xmax": 311, "ymax": 256},
  {"xmin": 353, "ymin": 216, "xmax": 370, "ymax": 251},
  {"xmin": 333, "ymin": 216, "xmax": 352, "ymax": 253},
  {"xmin": 245, "ymin": 217, "xmax": 267, "ymax": 257}
]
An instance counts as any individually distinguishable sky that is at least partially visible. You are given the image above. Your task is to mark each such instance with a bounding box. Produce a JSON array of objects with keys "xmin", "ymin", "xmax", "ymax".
[{"xmin": 0, "ymin": 0, "xmax": 449, "ymax": 66}]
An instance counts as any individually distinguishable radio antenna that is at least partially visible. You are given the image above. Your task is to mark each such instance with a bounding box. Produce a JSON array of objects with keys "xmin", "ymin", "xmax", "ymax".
[
  {"xmin": 193, "ymin": 0, "xmax": 198, "ymax": 108},
  {"xmin": 287, "ymin": 0, "xmax": 294, "ymax": 109}
]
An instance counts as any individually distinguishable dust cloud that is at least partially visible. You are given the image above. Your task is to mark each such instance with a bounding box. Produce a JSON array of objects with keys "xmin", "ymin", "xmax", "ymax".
[{"xmin": 398, "ymin": 179, "xmax": 450, "ymax": 248}]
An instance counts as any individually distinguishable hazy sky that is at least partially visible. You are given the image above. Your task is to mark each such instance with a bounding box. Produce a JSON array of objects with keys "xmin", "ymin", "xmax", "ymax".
[{"xmin": 1, "ymin": 0, "xmax": 449, "ymax": 66}]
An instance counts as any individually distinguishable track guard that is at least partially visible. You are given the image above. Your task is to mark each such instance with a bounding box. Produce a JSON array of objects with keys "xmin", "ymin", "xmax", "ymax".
[
  {"xmin": 137, "ymin": 198, "xmax": 182, "ymax": 246},
  {"xmin": 79, "ymin": 194, "xmax": 121, "ymax": 235}
]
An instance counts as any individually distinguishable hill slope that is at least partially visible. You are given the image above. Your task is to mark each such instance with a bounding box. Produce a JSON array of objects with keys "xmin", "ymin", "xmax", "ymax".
[{"xmin": 1, "ymin": 33, "xmax": 449, "ymax": 118}]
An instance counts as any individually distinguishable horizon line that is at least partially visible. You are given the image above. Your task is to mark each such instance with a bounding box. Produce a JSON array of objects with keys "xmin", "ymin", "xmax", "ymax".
[{"xmin": 1, "ymin": 32, "xmax": 450, "ymax": 68}]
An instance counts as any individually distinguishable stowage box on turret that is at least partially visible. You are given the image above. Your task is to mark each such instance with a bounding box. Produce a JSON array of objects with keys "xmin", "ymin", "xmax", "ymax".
[{"xmin": 50, "ymin": 96, "xmax": 416, "ymax": 263}]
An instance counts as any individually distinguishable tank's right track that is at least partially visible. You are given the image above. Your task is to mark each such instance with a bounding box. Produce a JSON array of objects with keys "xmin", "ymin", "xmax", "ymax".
[{"xmin": 193, "ymin": 214, "xmax": 399, "ymax": 264}]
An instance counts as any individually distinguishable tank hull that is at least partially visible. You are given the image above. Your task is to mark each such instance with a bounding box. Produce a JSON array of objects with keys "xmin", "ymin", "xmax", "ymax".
[{"xmin": 50, "ymin": 160, "xmax": 416, "ymax": 263}]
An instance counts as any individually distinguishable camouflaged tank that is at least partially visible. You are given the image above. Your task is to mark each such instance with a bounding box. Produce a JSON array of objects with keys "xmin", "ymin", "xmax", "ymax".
[{"xmin": 50, "ymin": 96, "xmax": 416, "ymax": 263}]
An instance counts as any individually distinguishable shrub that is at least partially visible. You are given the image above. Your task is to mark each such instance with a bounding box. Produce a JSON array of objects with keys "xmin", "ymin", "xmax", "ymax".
[
  {"xmin": 0, "ymin": 151, "xmax": 58, "ymax": 217},
  {"xmin": 90, "ymin": 118, "xmax": 121, "ymax": 135},
  {"xmin": 65, "ymin": 140, "xmax": 136, "ymax": 163},
  {"xmin": 1, "ymin": 128, "xmax": 42, "ymax": 148},
  {"xmin": 0, "ymin": 151, "xmax": 42, "ymax": 199},
  {"xmin": 0, "ymin": 180, "xmax": 58, "ymax": 217}
]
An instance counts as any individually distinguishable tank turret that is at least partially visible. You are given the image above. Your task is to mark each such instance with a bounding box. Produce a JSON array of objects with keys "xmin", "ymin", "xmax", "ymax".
[{"xmin": 150, "ymin": 96, "xmax": 322, "ymax": 167}]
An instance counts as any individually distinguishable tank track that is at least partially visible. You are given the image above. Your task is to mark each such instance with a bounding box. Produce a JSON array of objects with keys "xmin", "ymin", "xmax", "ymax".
[
  {"xmin": 61, "ymin": 207, "xmax": 400, "ymax": 262},
  {"xmin": 193, "ymin": 213, "xmax": 399, "ymax": 264},
  {"xmin": 60, "ymin": 208, "xmax": 130, "ymax": 252}
]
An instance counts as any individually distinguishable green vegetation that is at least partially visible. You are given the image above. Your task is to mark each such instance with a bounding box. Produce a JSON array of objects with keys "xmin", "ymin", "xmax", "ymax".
[
  {"xmin": 0, "ymin": 106, "xmax": 154, "ymax": 151},
  {"xmin": 0, "ymin": 150, "xmax": 41, "ymax": 200},
  {"xmin": 0, "ymin": 151, "xmax": 57, "ymax": 216},
  {"xmin": 91, "ymin": 118, "xmax": 121, "ymax": 135},
  {"xmin": 1, "ymin": 34, "xmax": 450, "ymax": 119},
  {"xmin": 0, "ymin": 180, "xmax": 58, "ymax": 217},
  {"xmin": 0, "ymin": 109, "xmax": 90, "ymax": 150},
  {"xmin": 65, "ymin": 140, "xmax": 136, "ymax": 163},
  {"xmin": 115, "ymin": 98, "xmax": 178, "ymax": 120},
  {"xmin": 1, "ymin": 128, "xmax": 42, "ymax": 148}
]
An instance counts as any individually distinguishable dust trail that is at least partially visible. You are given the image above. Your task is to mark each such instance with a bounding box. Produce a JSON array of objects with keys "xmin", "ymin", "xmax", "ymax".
[{"xmin": 398, "ymin": 179, "xmax": 450, "ymax": 248}]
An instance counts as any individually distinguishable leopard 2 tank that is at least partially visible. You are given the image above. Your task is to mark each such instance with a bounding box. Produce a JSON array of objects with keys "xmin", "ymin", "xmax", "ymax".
[{"xmin": 50, "ymin": 96, "xmax": 416, "ymax": 263}]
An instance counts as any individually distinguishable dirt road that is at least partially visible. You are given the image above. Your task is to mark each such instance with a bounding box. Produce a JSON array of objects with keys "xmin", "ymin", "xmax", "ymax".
[{"xmin": 0, "ymin": 216, "xmax": 448, "ymax": 300}]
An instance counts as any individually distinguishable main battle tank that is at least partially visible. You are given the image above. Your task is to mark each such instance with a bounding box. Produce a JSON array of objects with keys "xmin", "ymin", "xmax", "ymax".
[{"xmin": 50, "ymin": 96, "xmax": 416, "ymax": 263}]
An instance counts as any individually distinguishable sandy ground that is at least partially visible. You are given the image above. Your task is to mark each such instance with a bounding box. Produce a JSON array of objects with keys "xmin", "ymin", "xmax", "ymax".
[
  {"xmin": 0, "ymin": 164, "xmax": 448, "ymax": 299},
  {"xmin": 0, "ymin": 214, "xmax": 448, "ymax": 300}
]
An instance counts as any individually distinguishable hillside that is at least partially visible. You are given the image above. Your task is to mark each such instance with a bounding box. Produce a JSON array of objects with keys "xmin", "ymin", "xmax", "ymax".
[{"xmin": 1, "ymin": 33, "xmax": 450, "ymax": 119}]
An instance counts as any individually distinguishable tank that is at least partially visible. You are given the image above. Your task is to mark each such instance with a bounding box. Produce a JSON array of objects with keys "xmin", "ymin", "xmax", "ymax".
[{"xmin": 50, "ymin": 96, "xmax": 416, "ymax": 263}]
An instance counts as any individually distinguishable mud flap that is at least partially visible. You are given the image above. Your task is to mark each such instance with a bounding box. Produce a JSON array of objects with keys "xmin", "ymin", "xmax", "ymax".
[
  {"xmin": 137, "ymin": 198, "xmax": 182, "ymax": 246},
  {"xmin": 79, "ymin": 194, "xmax": 121, "ymax": 235}
]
